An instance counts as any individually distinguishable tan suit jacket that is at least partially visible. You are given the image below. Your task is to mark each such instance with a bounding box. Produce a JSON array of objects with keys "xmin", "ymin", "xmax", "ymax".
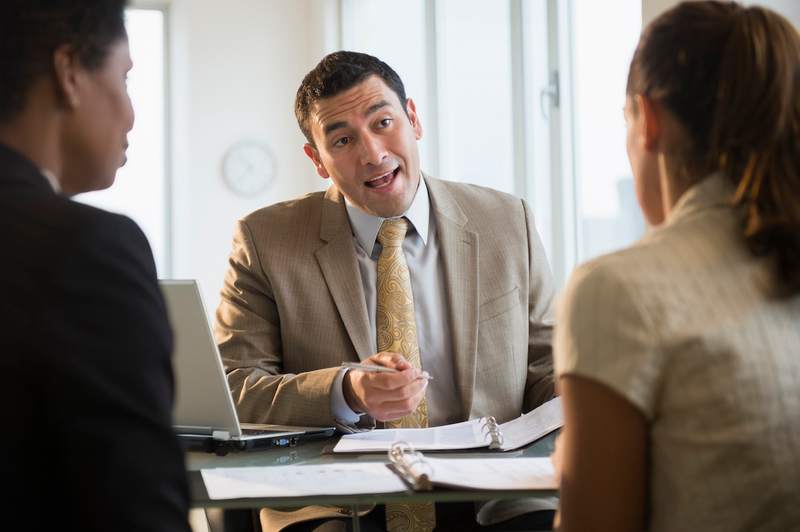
[
  {"xmin": 215, "ymin": 175, "xmax": 555, "ymax": 428},
  {"xmin": 214, "ymin": 175, "xmax": 556, "ymax": 529}
]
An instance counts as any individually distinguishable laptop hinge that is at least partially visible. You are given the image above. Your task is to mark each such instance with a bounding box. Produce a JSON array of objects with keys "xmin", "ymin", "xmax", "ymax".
[{"xmin": 212, "ymin": 430, "xmax": 231, "ymax": 441}]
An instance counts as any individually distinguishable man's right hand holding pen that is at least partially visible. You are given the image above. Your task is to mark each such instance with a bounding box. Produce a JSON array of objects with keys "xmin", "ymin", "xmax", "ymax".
[{"xmin": 342, "ymin": 352, "xmax": 430, "ymax": 422}]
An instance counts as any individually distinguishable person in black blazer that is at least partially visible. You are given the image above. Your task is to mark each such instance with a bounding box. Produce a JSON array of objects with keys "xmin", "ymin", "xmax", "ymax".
[{"xmin": 0, "ymin": 1, "xmax": 190, "ymax": 530}]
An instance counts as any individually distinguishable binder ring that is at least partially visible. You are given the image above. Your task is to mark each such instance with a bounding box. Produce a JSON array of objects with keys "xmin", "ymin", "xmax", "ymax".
[
  {"xmin": 389, "ymin": 440, "xmax": 433, "ymax": 490},
  {"xmin": 388, "ymin": 440, "xmax": 416, "ymax": 464},
  {"xmin": 481, "ymin": 416, "xmax": 504, "ymax": 447}
]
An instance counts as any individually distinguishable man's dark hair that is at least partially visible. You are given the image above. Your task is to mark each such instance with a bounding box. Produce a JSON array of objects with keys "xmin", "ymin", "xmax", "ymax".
[
  {"xmin": 0, "ymin": 0, "xmax": 128, "ymax": 123},
  {"xmin": 295, "ymin": 51, "xmax": 408, "ymax": 145}
]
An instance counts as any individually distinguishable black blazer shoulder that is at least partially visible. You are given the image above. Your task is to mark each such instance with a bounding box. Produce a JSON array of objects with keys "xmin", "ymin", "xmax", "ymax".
[{"xmin": 0, "ymin": 144, "xmax": 190, "ymax": 532}]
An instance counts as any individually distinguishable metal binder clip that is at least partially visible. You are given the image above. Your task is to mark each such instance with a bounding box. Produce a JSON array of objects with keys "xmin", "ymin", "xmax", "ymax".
[
  {"xmin": 388, "ymin": 441, "xmax": 433, "ymax": 490},
  {"xmin": 481, "ymin": 416, "xmax": 504, "ymax": 448}
]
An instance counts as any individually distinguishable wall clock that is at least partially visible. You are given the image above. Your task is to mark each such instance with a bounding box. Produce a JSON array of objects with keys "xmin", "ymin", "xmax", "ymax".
[{"xmin": 221, "ymin": 140, "xmax": 276, "ymax": 197}]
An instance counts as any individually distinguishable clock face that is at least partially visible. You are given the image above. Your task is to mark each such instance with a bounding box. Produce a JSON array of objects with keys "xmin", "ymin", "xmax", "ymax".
[{"xmin": 221, "ymin": 141, "xmax": 276, "ymax": 197}]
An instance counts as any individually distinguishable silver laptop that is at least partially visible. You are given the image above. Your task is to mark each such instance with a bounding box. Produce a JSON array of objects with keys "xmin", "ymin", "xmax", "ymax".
[{"xmin": 159, "ymin": 279, "xmax": 335, "ymax": 452}]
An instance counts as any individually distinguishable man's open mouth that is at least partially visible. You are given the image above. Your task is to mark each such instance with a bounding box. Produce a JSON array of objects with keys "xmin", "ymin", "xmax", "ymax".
[{"xmin": 365, "ymin": 168, "xmax": 399, "ymax": 189}]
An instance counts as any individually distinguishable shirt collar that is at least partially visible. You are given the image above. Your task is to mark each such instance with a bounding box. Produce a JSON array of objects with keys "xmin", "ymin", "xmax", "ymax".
[
  {"xmin": 665, "ymin": 172, "xmax": 733, "ymax": 227},
  {"xmin": 344, "ymin": 175, "xmax": 431, "ymax": 255},
  {"xmin": 40, "ymin": 168, "xmax": 61, "ymax": 193}
]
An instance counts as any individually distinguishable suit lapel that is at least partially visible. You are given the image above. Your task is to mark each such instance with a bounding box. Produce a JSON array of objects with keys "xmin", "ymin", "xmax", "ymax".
[
  {"xmin": 314, "ymin": 186, "xmax": 375, "ymax": 360},
  {"xmin": 426, "ymin": 177, "xmax": 479, "ymax": 418}
]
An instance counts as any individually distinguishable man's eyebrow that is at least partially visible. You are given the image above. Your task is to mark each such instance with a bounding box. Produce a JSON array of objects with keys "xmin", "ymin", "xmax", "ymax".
[
  {"xmin": 323, "ymin": 121, "xmax": 348, "ymax": 136},
  {"xmin": 366, "ymin": 100, "xmax": 390, "ymax": 115},
  {"xmin": 321, "ymin": 100, "xmax": 392, "ymax": 136}
]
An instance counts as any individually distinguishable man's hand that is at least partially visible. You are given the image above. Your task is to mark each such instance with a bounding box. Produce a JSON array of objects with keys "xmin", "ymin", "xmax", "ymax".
[{"xmin": 342, "ymin": 352, "xmax": 428, "ymax": 421}]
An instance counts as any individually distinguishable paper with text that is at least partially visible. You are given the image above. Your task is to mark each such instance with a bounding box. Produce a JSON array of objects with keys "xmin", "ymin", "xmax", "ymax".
[
  {"xmin": 334, "ymin": 397, "xmax": 562, "ymax": 453},
  {"xmin": 496, "ymin": 396, "xmax": 562, "ymax": 451},
  {"xmin": 201, "ymin": 463, "xmax": 408, "ymax": 500},
  {"xmin": 334, "ymin": 417, "xmax": 490, "ymax": 453},
  {"xmin": 420, "ymin": 456, "xmax": 557, "ymax": 490}
]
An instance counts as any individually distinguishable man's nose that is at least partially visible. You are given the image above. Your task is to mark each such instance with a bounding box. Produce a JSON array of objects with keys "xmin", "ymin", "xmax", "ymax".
[{"xmin": 359, "ymin": 134, "xmax": 387, "ymax": 166}]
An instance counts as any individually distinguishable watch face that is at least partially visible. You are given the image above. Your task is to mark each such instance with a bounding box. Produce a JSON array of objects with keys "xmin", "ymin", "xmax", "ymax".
[{"xmin": 222, "ymin": 141, "xmax": 276, "ymax": 196}]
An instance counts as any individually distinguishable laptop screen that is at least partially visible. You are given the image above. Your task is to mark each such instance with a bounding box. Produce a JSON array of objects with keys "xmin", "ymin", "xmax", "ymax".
[{"xmin": 160, "ymin": 280, "xmax": 244, "ymax": 438}]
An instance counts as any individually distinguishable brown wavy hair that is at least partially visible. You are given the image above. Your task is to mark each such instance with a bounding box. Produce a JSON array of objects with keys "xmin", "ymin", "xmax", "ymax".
[{"xmin": 627, "ymin": 1, "xmax": 800, "ymax": 296}]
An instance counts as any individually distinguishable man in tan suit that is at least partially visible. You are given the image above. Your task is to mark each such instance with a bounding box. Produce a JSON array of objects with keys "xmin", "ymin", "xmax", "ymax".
[{"xmin": 215, "ymin": 51, "xmax": 556, "ymax": 531}]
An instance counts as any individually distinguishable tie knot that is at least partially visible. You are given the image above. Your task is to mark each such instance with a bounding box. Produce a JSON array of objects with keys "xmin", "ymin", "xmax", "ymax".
[{"xmin": 377, "ymin": 218, "xmax": 409, "ymax": 248}]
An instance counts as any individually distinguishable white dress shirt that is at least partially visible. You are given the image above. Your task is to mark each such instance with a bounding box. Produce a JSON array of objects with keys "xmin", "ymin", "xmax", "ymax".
[
  {"xmin": 41, "ymin": 168, "xmax": 61, "ymax": 193},
  {"xmin": 331, "ymin": 177, "xmax": 460, "ymax": 427}
]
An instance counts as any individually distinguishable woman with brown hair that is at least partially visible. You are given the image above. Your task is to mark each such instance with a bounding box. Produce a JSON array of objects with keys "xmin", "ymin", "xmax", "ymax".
[{"xmin": 553, "ymin": 2, "xmax": 799, "ymax": 531}]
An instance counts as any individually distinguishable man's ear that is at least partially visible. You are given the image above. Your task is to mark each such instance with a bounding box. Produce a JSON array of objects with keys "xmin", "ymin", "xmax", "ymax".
[
  {"xmin": 303, "ymin": 143, "xmax": 330, "ymax": 179},
  {"xmin": 52, "ymin": 44, "xmax": 81, "ymax": 109},
  {"xmin": 405, "ymin": 98, "xmax": 423, "ymax": 140},
  {"xmin": 637, "ymin": 94, "xmax": 661, "ymax": 152}
]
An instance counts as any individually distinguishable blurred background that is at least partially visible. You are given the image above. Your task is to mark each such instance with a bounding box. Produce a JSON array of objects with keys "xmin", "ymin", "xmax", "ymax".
[{"xmin": 75, "ymin": 0, "xmax": 799, "ymax": 316}]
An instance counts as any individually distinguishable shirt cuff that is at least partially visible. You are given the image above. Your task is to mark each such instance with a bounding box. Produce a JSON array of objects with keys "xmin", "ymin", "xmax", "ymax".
[{"xmin": 331, "ymin": 368, "xmax": 363, "ymax": 425}]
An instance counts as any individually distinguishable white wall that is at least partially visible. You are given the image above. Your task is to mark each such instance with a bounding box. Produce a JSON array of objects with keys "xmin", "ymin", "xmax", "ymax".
[
  {"xmin": 643, "ymin": 0, "xmax": 799, "ymax": 26},
  {"xmin": 642, "ymin": 0, "xmax": 680, "ymax": 24},
  {"xmin": 168, "ymin": 0, "xmax": 334, "ymax": 314},
  {"xmin": 754, "ymin": 0, "xmax": 800, "ymax": 26},
  {"xmin": 164, "ymin": 0, "xmax": 798, "ymax": 315}
]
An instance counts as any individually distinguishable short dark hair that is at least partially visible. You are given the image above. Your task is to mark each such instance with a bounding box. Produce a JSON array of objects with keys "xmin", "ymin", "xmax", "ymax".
[
  {"xmin": 295, "ymin": 51, "xmax": 408, "ymax": 144},
  {"xmin": 0, "ymin": 0, "xmax": 128, "ymax": 123},
  {"xmin": 628, "ymin": 1, "xmax": 800, "ymax": 295}
]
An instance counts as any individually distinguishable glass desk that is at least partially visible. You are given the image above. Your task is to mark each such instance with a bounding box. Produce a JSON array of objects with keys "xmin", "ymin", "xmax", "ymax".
[{"xmin": 187, "ymin": 431, "xmax": 558, "ymax": 531}]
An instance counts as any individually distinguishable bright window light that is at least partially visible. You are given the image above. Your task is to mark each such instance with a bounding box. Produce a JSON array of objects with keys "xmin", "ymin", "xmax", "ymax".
[
  {"xmin": 572, "ymin": 0, "xmax": 643, "ymax": 260},
  {"xmin": 74, "ymin": 8, "xmax": 168, "ymax": 274}
]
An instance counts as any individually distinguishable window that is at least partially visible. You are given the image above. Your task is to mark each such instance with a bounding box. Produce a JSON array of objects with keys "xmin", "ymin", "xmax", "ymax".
[
  {"xmin": 340, "ymin": 0, "xmax": 434, "ymax": 173},
  {"xmin": 74, "ymin": 7, "xmax": 169, "ymax": 275},
  {"xmin": 338, "ymin": 0, "xmax": 645, "ymax": 286},
  {"xmin": 342, "ymin": 0, "xmax": 521, "ymax": 196},
  {"xmin": 570, "ymin": 0, "xmax": 643, "ymax": 262},
  {"xmin": 435, "ymin": 0, "xmax": 515, "ymax": 193}
]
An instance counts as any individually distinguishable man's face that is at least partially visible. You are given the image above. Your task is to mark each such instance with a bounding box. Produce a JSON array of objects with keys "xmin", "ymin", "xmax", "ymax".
[
  {"xmin": 61, "ymin": 37, "xmax": 134, "ymax": 195},
  {"xmin": 303, "ymin": 75, "xmax": 423, "ymax": 218}
]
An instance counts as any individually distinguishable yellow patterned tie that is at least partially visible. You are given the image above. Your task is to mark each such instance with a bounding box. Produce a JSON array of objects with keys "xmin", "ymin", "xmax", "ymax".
[{"xmin": 377, "ymin": 218, "xmax": 436, "ymax": 532}]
